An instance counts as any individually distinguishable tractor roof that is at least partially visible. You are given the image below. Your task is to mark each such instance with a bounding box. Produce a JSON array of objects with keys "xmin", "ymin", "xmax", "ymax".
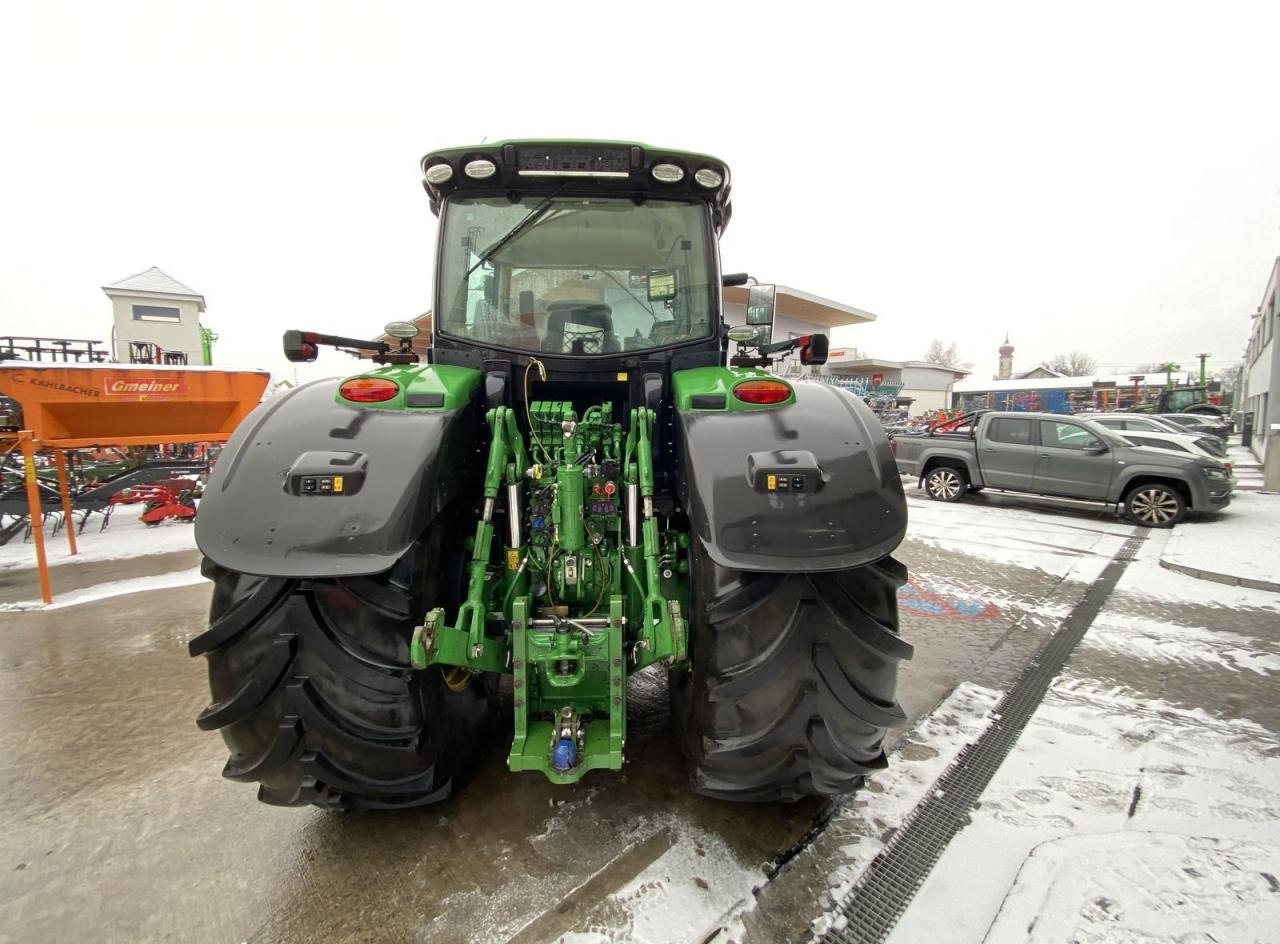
[{"xmin": 420, "ymin": 139, "xmax": 733, "ymax": 232}]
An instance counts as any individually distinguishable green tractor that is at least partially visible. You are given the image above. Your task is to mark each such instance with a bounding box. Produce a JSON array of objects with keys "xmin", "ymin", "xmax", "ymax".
[
  {"xmin": 191, "ymin": 141, "xmax": 911, "ymax": 808},
  {"xmin": 1129, "ymin": 384, "xmax": 1226, "ymax": 418}
]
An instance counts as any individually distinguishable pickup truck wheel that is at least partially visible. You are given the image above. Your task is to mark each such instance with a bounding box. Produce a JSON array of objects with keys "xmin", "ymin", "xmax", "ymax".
[
  {"xmin": 190, "ymin": 536, "xmax": 493, "ymax": 810},
  {"xmin": 1124, "ymin": 484, "xmax": 1186, "ymax": 528},
  {"xmin": 923, "ymin": 466, "xmax": 967, "ymax": 502},
  {"xmin": 669, "ymin": 540, "xmax": 912, "ymax": 802}
]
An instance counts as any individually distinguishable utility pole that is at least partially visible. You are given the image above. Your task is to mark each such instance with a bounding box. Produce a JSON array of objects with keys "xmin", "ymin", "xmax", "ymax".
[
  {"xmin": 1195, "ymin": 352, "xmax": 1211, "ymax": 386},
  {"xmin": 1158, "ymin": 362, "xmax": 1181, "ymax": 391}
]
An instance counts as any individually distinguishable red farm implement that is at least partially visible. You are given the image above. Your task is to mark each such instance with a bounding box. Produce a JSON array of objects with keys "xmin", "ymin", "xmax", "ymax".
[{"xmin": 109, "ymin": 479, "xmax": 199, "ymax": 526}]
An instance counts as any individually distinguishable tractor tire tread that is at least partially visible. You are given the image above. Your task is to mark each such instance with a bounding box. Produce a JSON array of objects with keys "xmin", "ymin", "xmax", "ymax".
[
  {"xmin": 673, "ymin": 553, "xmax": 909, "ymax": 803},
  {"xmin": 193, "ymin": 551, "xmax": 490, "ymax": 811}
]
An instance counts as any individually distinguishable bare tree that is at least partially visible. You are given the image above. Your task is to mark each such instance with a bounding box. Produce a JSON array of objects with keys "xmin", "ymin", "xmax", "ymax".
[
  {"xmin": 924, "ymin": 339, "xmax": 962, "ymax": 367},
  {"xmin": 1047, "ymin": 351, "xmax": 1098, "ymax": 376}
]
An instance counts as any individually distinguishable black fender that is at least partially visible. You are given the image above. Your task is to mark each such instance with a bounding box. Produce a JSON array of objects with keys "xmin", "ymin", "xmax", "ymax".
[
  {"xmin": 196, "ymin": 378, "xmax": 480, "ymax": 578},
  {"xmin": 675, "ymin": 381, "xmax": 906, "ymax": 572}
]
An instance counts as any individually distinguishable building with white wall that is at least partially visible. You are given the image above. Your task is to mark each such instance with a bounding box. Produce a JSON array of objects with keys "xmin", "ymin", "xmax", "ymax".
[
  {"xmin": 103, "ymin": 267, "xmax": 209, "ymax": 364},
  {"xmin": 1240, "ymin": 256, "xmax": 1279, "ymax": 485},
  {"xmin": 823, "ymin": 351, "xmax": 969, "ymax": 414}
]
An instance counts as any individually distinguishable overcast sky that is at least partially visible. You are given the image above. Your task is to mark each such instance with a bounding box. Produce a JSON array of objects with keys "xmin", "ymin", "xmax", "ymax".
[{"xmin": 2, "ymin": 2, "xmax": 1278, "ymax": 384}]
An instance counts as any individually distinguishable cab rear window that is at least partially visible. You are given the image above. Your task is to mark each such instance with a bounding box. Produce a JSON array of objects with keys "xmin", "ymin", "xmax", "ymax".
[{"xmin": 988, "ymin": 418, "xmax": 1032, "ymax": 445}]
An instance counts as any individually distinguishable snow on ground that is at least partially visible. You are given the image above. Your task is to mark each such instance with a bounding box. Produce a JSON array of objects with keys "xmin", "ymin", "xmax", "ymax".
[
  {"xmin": 1084, "ymin": 611, "xmax": 1280, "ymax": 675},
  {"xmin": 1112, "ymin": 526, "xmax": 1280, "ymax": 610},
  {"xmin": 1227, "ymin": 441, "xmax": 1265, "ymax": 489},
  {"xmin": 883, "ymin": 679, "xmax": 1280, "ymax": 944},
  {"xmin": 904, "ymin": 489, "xmax": 1130, "ymax": 581},
  {"xmin": 0, "ymin": 566, "xmax": 206, "ymax": 611},
  {"xmin": 0, "ymin": 510, "xmax": 197, "ymax": 571},
  {"xmin": 985, "ymin": 832, "xmax": 1280, "ymax": 943},
  {"xmin": 1162, "ymin": 490, "xmax": 1280, "ymax": 587}
]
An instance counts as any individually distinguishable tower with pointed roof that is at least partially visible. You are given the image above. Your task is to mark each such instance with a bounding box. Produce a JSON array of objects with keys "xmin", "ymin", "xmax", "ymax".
[
  {"xmin": 102, "ymin": 267, "xmax": 210, "ymax": 364},
  {"xmin": 997, "ymin": 332, "xmax": 1014, "ymax": 380}
]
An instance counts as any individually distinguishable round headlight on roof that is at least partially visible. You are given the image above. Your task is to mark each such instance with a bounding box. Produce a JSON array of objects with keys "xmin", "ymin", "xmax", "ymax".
[
  {"xmin": 693, "ymin": 167, "xmax": 723, "ymax": 188},
  {"xmin": 464, "ymin": 158, "xmax": 497, "ymax": 179},
  {"xmin": 651, "ymin": 162, "xmax": 685, "ymax": 183},
  {"xmin": 383, "ymin": 320, "xmax": 420, "ymax": 339},
  {"xmin": 424, "ymin": 162, "xmax": 453, "ymax": 185}
]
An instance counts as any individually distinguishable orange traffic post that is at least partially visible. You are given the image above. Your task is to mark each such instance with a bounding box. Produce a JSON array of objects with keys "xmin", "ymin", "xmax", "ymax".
[
  {"xmin": 18, "ymin": 431, "xmax": 53, "ymax": 605},
  {"xmin": 53, "ymin": 448, "xmax": 78, "ymax": 557}
]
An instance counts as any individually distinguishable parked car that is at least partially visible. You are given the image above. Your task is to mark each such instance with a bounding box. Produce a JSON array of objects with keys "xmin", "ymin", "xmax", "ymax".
[
  {"xmin": 1116, "ymin": 430, "xmax": 1234, "ymax": 475},
  {"xmin": 892, "ymin": 410, "xmax": 1233, "ymax": 527},
  {"xmin": 1089, "ymin": 413, "xmax": 1227, "ymax": 458},
  {"xmin": 1159, "ymin": 413, "xmax": 1231, "ymax": 440}
]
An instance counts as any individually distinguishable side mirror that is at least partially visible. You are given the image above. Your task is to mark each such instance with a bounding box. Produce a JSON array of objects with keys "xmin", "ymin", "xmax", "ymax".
[
  {"xmin": 283, "ymin": 330, "xmax": 318, "ymax": 363},
  {"xmin": 744, "ymin": 283, "xmax": 776, "ymax": 347},
  {"xmin": 745, "ymin": 284, "xmax": 776, "ymax": 326},
  {"xmin": 1084, "ymin": 443, "xmax": 1108, "ymax": 455},
  {"xmin": 722, "ymin": 272, "xmax": 750, "ymax": 287}
]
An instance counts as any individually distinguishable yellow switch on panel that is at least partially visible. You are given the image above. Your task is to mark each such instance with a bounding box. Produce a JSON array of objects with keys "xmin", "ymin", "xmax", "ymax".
[
  {"xmin": 332, "ymin": 476, "xmax": 344, "ymax": 493},
  {"xmin": 767, "ymin": 474, "xmax": 777, "ymax": 490}
]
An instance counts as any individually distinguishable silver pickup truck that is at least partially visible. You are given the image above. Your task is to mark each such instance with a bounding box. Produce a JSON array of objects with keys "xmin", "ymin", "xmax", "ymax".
[{"xmin": 892, "ymin": 411, "xmax": 1234, "ymax": 527}]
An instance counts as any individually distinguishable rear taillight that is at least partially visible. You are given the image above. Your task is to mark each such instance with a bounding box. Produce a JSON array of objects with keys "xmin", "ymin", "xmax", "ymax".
[
  {"xmin": 732, "ymin": 379, "xmax": 792, "ymax": 405},
  {"xmin": 1224, "ymin": 462, "xmax": 1232, "ymax": 474},
  {"xmin": 339, "ymin": 378, "xmax": 399, "ymax": 403}
]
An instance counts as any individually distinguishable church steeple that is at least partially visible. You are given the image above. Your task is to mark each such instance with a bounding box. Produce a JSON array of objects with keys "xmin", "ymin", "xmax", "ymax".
[{"xmin": 997, "ymin": 333, "xmax": 1014, "ymax": 379}]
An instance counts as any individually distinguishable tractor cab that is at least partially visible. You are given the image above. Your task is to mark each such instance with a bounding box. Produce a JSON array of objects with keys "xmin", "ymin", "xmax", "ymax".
[
  {"xmin": 419, "ymin": 142, "xmax": 830, "ymax": 375},
  {"xmin": 421, "ymin": 142, "xmax": 730, "ymax": 366}
]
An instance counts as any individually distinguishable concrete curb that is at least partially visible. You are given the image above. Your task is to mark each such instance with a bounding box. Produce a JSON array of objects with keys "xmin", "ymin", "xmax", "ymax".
[{"xmin": 1158, "ymin": 558, "xmax": 1280, "ymax": 594}]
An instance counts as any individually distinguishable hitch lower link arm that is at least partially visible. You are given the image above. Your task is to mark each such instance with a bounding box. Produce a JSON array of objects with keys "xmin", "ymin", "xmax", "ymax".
[
  {"xmin": 627, "ymin": 407, "xmax": 686, "ymax": 669},
  {"xmin": 411, "ymin": 407, "xmax": 526, "ymax": 673}
]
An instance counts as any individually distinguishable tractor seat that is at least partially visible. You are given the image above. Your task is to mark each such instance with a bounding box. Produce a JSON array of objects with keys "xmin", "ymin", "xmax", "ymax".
[{"xmin": 543, "ymin": 302, "xmax": 619, "ymax": 354}]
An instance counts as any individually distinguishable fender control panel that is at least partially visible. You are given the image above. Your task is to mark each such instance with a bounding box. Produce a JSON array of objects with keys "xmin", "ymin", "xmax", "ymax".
[
  {"xmin": 286, "ymin": 450, "xmax": 367, "ymax": 496},
  {"xmin": 299, "ymin": 474, "xmax": 345, "ymax": 495},
  {"xmin": 747, "ymin": 449, "xmax": 824, "ymax": 496},
  {"xmin": 763, "ymin": 472, "xmax": 811, "ymax": 493}
]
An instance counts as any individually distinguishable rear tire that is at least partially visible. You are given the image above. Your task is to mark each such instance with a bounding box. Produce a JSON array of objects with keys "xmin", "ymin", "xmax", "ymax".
[
  {"xmin": 191, "ymin": 537, "xmax": 492, "ymax": 809},
  {"xmin": 670, "ymin": 542, "xmax": 912, "ymax": 802},
  {"xmin": 923, "ymin": 465, "xmax": 967, "ymax": 502},
  {"xmin": 1123, "ymin": 483, "xmax": 1186, "ymax": 528}
]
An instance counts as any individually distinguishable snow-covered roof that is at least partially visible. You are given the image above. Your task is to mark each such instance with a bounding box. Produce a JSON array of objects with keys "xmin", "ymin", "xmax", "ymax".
[
  {"xmin": 955, "ymin": 373, "xmax": 1167, "ymax": 394},
  {"xmin": 102, "ymin": 267, "xmax": 206, "ymax": 311},
  {"xmin": 900, "ymin": 360, "xmax": 970, "ymax": 377},
  {"xmin": 826, "ymin": 352, "xmax": 970, "ymax": 378}
]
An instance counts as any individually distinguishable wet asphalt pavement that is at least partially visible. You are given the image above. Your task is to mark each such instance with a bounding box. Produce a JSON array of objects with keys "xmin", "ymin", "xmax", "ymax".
[{"xmin": 1, "ymin": 488, "xmax": 1274, "ymax": 943}]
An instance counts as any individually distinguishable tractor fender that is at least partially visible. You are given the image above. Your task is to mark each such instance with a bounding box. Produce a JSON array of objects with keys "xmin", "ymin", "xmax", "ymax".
[
  {"xmin": 196, "ymin": 378, "xmax": 479, "ymax": 578},
  {"xmin": 674, "ymin": 381, "xmax": 907, "ymax": 572}
]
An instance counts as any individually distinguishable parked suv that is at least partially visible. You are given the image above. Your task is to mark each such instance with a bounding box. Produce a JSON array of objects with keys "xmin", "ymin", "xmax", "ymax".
[{"xmin": 893, "ymin": 411, "xmax": 1233, "ymax": 527}]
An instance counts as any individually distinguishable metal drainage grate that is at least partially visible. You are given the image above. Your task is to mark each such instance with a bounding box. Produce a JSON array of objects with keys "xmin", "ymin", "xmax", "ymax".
[{"xmin": 822, "ymin": 531, "xmax": 1146, "ymax": 944}]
